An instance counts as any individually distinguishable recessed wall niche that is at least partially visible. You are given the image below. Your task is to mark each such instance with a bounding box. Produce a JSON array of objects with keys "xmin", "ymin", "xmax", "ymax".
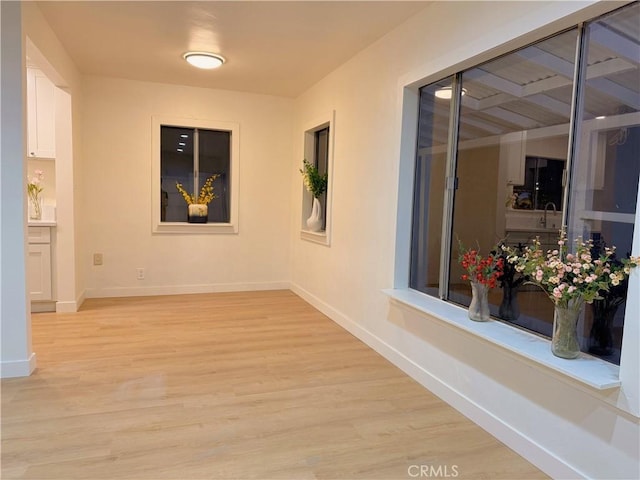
[{"xmin": 300, "ymin": 111, "xmax": 335, "ymax": 246}]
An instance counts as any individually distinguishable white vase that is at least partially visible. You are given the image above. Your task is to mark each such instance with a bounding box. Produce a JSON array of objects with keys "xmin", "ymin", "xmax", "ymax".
[
  {"xmin": 306, "ymin": 197, "xmax": 323, "ymax": 232},
  {"xmin": 187, "ymin": 203, "xmax": 208, "ymax": 223}
]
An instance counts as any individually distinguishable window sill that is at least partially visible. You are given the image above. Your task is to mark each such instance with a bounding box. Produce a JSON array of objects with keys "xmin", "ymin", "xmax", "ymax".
[
  {"xmin": 300, "ymin": 229, "xmax": 329, "ymax": 245},
  {"xmin": 383, "ymin": 288, "xmax": 621, "ymax": 390},
  {"xmin": 153, "ymin": 222, "xmax": 237, "ymax": 234}
]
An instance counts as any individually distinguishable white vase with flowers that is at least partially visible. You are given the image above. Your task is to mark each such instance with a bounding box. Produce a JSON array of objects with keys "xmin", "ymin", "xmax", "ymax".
[{"xmin": 300, "ymin": 159, "xmax": 328, "ymax": 232}]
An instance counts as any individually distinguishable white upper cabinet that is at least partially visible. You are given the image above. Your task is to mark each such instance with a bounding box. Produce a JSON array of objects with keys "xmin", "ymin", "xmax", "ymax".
[
  {"xmin": 501, "ymin": 131, "xmax": 527, "ymax": 186},
  {"xmin": 27, "ymin": 68, "xmax": 56, "ymax": 159}
]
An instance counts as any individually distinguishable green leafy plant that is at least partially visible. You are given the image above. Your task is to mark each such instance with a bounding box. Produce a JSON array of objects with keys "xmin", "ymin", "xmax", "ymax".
[
  {"xmin": 176, "ymin": 174, "xmax": 219, "ymax": 205},
  {"xmin": 300, "ymin": 159, "xmax": 327, "ymax": 199}
]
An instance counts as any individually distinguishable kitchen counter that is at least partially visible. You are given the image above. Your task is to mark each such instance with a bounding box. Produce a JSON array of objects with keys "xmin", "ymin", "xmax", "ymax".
[
  {"xmin": 28, "ymin": 219, "xmax": 57, "ymax": 227},
  {"xmin": 505, "ymin": 229, "xmax": 559, "ymax": 250},
  {"xmin": 505, "ymin": 227, "xmax": 560, "ymax": 234},
  {"xmin": 505, "ymin": 209, "xmax": 561, "ymax": 232}
]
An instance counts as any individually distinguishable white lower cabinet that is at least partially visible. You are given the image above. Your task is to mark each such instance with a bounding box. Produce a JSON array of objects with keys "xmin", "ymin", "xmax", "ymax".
[
  {"xmin": 28, "ymin": 243, "xmax": 52, "ymax": 301},
  {"xmin": 27, "ymin": 226, "xmax": 54, "ymax": 307}
]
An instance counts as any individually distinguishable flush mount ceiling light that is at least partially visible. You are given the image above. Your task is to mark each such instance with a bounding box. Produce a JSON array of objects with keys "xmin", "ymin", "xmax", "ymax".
[
  {"xmin": 434, "ymin": 87, "xmax": 467, "ymax": 99},
  {"xmin": 183, "ymin": 52, "xmax": 225, "ymax": 69}
]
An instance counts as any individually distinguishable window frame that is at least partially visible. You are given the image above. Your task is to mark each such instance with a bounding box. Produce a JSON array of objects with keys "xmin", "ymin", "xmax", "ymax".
[{"xmin": 151, "ymin": 115, "xmax": 240, "ymax": 234}]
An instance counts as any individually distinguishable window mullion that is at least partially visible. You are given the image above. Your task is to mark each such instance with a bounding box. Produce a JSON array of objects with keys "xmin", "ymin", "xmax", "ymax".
[
  {"xmin": 193, "ymin": 128, "xmax": 200, "ymax": 199},
  {"xmin": 438, "ymin": 74, "xmax": 463, "ymax": 300},
  {"xmin": 562, "ymin": 23, "xmax": 589, "ymax": 236}
]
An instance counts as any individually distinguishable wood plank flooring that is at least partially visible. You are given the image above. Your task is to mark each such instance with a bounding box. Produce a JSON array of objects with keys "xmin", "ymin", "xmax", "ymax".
[{"xmin": 1, "ymin": 290, "xmax": 547, "ymax": 479}]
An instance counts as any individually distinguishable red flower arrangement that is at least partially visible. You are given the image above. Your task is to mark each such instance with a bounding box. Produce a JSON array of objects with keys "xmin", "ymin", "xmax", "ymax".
[{"xmin": 458, "ymin": 244, "xmax": 504, "ymax": 288}]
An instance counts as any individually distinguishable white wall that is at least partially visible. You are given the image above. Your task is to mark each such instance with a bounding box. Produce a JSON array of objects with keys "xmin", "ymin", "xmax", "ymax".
[
  {"xmin": 290, "ymin": 1, "xmax": 639, "ymax": 479},
  {"xmin": 81, "ymin": 77, "xmax": 293, "ymax": 297},
  {"xmin": 1, "ymin": 1, "xmax": 35, "ymax": 378}
]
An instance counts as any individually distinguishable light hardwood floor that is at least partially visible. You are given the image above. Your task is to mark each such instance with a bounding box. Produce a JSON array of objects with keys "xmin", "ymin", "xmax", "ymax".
[{"xmin": 1, "ymin": 290, "xmax": 547, "ymax": 479}]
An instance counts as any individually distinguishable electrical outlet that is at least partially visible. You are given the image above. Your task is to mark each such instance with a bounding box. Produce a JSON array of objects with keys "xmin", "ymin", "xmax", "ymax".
[
  {"xmin": 93, "ymin": 253, "xmax": 103, "ymax": 266},
  {"xmin": 136, "ymin": 268, "xmax": 145, "ymax": 280}
]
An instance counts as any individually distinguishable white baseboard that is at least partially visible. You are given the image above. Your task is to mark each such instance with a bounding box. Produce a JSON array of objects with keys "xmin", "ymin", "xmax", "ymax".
[
  {"xmin": 290, "ymin": 283, "xmax": 581, "ymax": 480},
  {"xmin": 31, "ymin": 301, "xmax": 56, "ymax": 313},
  {"xmin": 1, "ymin": 352, "xmax": 37, "ymax": 378},
  {"xmin": 56, "ymin": 300, "xmax": 77, "ymax": 313},
  {"xmin": 54, "ymin": 290, "xmax": 86, "ymax": 313},
  {"xmin": 85, "ymin": 281, "xmax": 291, "ymax": 299},
  {"xmin": 55, "ymin": 301, "xmax": 77, "ymax": 313}
]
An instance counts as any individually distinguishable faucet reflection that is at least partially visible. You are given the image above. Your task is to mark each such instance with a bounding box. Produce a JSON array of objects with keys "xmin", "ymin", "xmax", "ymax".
[{"xmin": 540, "ymin": 202, "xmax": 557, "ymax": 229}]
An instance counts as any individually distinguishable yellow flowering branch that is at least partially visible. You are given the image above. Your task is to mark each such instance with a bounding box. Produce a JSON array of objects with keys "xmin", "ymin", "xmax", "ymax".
[{"xmin": 176, "ymin": 174, "xmax": 219, "ymax": 205}]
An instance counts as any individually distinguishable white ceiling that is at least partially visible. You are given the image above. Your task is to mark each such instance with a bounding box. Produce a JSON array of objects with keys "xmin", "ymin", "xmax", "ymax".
[{"xmin": 35, "ymin": 1, "xmax": 429, "ymax": 98}]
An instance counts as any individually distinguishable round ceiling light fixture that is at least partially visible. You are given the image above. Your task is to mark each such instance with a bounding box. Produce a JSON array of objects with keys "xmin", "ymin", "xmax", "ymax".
[
  {"xmin": 434, "ymin": 87, "xmax": 467, "ymax": 99},
  {"xmin": 183, "ymin": 52, "xmax": 225, "ymax": 69}
]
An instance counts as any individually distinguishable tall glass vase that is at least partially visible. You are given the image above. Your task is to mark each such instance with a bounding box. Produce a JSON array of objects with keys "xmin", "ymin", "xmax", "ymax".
[
  {"xmin": 552, "ymin": 300, "xmax": 583, "ymax": 359},
  {"xmin": 468, "ymin": 281, "xmax": 490, "ymax": 322},
  {"xmin": 499, "ymin": 283, "xmax": 520, "ymax": 321},
  {"xmin": 588, "ymin": 300, "xmax": 619, "ymax": 356},
  {"xmin": 28, "ymin": 195, "xmax": 43, "ymax": 220}
]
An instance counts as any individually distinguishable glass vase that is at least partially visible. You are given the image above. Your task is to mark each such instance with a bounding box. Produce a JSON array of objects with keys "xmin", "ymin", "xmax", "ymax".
[
  {"xmin": 551, "ymin": 301, "xmax": 583, "ymax": 359},
  {"xmin": 499, "ymin": 283, "xmax": 520, "ymax": 321},
  {"xmin": 588, "ymin": 300, "xmax": 619, "ymax": 356},
  {"xmin": 28, "ymin": 195, "xmax": 43, "ymax": 221},
  {"xmin": 468, "ymin": 281, "xmax": 490, "ymax": 322}
]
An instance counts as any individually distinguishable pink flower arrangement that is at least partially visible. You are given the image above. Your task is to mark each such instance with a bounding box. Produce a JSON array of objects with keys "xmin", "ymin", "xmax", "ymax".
[{"xmin": 504, "ymin": 229, "xmax": 638, "ymax": 309}]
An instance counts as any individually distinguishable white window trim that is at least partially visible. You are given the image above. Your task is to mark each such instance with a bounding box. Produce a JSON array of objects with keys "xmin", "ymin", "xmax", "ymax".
[
  {"xmin": 394, "ymin": 75, "xmax": 640, "ymax": 398},
  {"xmin": 151, "ymin": 115, "xmax": 240, "ymax": 234},
  {"xmin": 300, "ymin": 111, "xmax": 335, "ymax": 246}
]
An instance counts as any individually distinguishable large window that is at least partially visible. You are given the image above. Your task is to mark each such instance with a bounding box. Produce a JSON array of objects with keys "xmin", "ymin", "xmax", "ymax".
[{"xmin": 409, "ymin": 3, "xmax": 639, "ymax": 364}]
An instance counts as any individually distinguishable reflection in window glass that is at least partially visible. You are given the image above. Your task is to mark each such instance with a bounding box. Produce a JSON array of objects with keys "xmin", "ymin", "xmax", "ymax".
[
  {"xmin": 160, "ymin": 126, "xmax": 231, "ymax": 223},
  {"xmin": 199, "ymin": 130, "xmax": 231, "ymax": 222},
  {"xmin": 410, "ymin": 79, "xmax": 453, "ymax": 297},
  {"xmin": 161, "ymin": 126, "xmax": 194, "ymax": 222},
  {"xmin": 567, "ymin": 3, "xmax": 640, "ymax": 364},
  {"xmin": 449, "ymin": 29, "xmax": 578, "ymax": 335},
  {"xmin": 315, "ymin": 127, "xmax": 330, "ymax": 230},
  {"xmin": 520, "ymin": 156, "xmax": 564, "ymax": 211}
]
